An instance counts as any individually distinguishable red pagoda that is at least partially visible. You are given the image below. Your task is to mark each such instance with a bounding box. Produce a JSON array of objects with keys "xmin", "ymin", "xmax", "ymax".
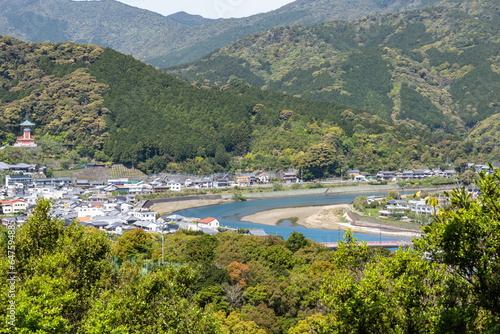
[{"xmin": 13, "ymin": 120, "xmax": 37, "ymax": 147}]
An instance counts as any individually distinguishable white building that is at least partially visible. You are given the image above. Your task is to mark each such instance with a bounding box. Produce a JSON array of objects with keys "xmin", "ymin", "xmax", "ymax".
[
  {"xmin": 409, "ymin": 199, "xmax": 438, "ymax": 215},
  {"xmin": 77, "ymin": 206, "xmax": 105, "ymax": 218},
  {"xmin": 166, "ymin": 180, "xmax": 182, "ymax": 191},
  {"xmin": 130, "ymin": 210, "xmax": 156, "ymax": 223},
  {"xmin": 197, "ymin": 217, "xmax": 220, "ymax": 229},
  {"xmin": 1, "ymin": 199, "xmax": 27, "ymax": 214}
]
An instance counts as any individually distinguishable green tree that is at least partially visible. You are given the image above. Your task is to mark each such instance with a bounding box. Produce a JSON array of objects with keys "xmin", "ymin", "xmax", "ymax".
[
  {"xmin": 114, "ymin": 228, "xmax": 154, "ymax": 260},
  {"xmin": 387, "ymin": 190, "xmax": 401, "ymax": 200},
  {"xmin": 242, "ymin": 303, "xmax": 281, "ymax": 334},
  {"xmin": 353, "ymin": 196, "xmax": 367, "ymax": 211},
  {"xmin": 416, "ymin": 167, "xmax": 500, "ymax": 326},
  {"xmin": 83, "ymin": 266, "xmax": 221, "ymax": 333},
  {"xmin": 186, "ymin": 234, "xmax": 219, "ymax": 262},
  {"xmin": 318, "ymin": 249, "xmax": 461, "ymax": 334},
  {"xmin": 1, "ymin": 198, "xmax": 114, "ymax": 332},
  {"xmin": 15, "ymin": 198, "xmax": 64, "ymax": 262},
  {"xmin": 299, "ymin": 142, "xmax": 340, "ymax": 180},
  {"xmin": 260, "ymin": 244, "xmax": 294, "ymax": 270},
  {"xmin": 37, "ymin": 133, "xmax": 65, "ymax": 156},
  {"xmin": 215, "ymin": 311, "xmax": 266, "ymax": 334},
  {"xmin": 332, "ymin": 230, "xmax": 369, "ymax": 273},
  {"xmin": 285, "ymin": 231, "xmax": 310, "ymax": 253},
  {"xmin": 459, "ymin": 169, "xmax": 478, "ymax": 185},
  {"xmin": 14, "ymin": 272, "xmax": 78, "ymax": 333}
]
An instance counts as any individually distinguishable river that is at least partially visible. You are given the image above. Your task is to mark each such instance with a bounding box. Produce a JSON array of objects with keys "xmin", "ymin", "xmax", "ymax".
[{"xmin": 172, "ymin": 192, "xmax": 417, "ymax": 243}]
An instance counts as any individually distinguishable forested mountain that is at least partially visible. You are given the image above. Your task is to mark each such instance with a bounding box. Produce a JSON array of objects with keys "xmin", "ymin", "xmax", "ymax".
[
  {"xmin": 170, "ymin": 0, "xmax": 500, "ymax": 134},
  {"xmin": 0, "ymin": 0, "xmax": 439, "ymax": 68},
  {"xmin": 3, "ymin": 35, "xmax": 491, "ymax": 177}
]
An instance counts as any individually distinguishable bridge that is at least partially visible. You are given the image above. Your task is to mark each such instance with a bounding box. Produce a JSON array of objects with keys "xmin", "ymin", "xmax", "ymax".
[{"xmin": 321, "ymin": 241, "xmax": 413, "ymax": 249}]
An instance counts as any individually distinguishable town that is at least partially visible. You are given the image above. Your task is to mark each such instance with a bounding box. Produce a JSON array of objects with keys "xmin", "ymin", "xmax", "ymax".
[{"xmin": 1, "ymin": 159, "xmax": 488, "ymax": 235}]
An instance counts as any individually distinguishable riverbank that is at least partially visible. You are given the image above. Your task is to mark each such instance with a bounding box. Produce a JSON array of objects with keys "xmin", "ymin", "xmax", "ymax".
[
  {"xmin": 150, "ymin": 184, "xmax": 444, "ymax": 237},
  {"xmin": 150, "ymin": 183, "xmax": 408, "ymax": 214},
  {"xmin": 241, "ymin": 204, "xmax": 422, "ymax": 237},
  {"xmin": 241, "ymin": 204, "xmax": 349, "ymax": 229}
]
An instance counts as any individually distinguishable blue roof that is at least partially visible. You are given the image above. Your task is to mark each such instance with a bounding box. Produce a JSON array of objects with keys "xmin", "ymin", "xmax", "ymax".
[{"xmin": 20, "ymin": 120, "xmax": 35, "ymax": 126}]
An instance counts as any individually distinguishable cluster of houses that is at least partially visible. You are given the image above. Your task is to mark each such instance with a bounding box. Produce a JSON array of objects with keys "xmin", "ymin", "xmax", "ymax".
[
  {"xmin": 346, "ymin": 168, "xmax": 460, "ymax": 182},
  {"xmin": 1, "ymin": 164, "xmax": 279, "ymax": 236},
  {"xmin": 375, "ymin": 169, "xmax": 457, "ymax": 181},
  {"xmin": 3, "ymin": 167, "xmax": 302, "ymax": 196},
  {"xmin": 0, "ymin": 162, "xmax": 45, "ymax": 174},
  {"xmin": 0, "ymin": 179, "xmax": 271, "ymax": 236},
  {"xmin": 51, "ymin": 197, "xmax": 230, "ymax": 236},
  {"xmin": 378, "ymin": 184, "xmax": 483, "ymax": 219},
  {"xmin": 165, "ymin": 170, "xmax": 299, "ymax": 189},
  {"xmin": 1, "ymin": 158, "xmax": 493, "ymax": 232},
  {"xmin": 373, "ymin": 197, "xmax": 442, "ymax": 218},
  {"xmin": 373, "ymin": 164, "xmax": 494, "ymax": 182},
  {"xmin": 0, "ymin": 161, "xmax": 303, "ymax": 221},
  {"xmin": 0, "ymin": 189, "xmax": 248, "ymax": 235}
]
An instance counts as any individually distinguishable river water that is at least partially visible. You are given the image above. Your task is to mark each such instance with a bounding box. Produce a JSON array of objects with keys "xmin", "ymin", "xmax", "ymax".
[{"xmin": 172, "ymin": 192, "xmax": 417, "ymax": 243}]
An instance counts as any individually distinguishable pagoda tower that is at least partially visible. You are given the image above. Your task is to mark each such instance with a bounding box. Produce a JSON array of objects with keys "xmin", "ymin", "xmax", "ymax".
[{"xmin": 13, "ymin": 120, "xmax": 37, "ymax": 147}]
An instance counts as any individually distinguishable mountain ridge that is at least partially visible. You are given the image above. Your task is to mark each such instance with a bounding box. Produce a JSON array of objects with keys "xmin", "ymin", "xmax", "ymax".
[
  {"xmin": 0, "ymin": 0, "xmax": 441, "ymax": 67},
  {"xmin": 168, "ymin": 0, "xmax": 500, "ymax": 133},
  {"xmin": 166, "ymin": 11, "xmax": 215, "ymax": 27}
]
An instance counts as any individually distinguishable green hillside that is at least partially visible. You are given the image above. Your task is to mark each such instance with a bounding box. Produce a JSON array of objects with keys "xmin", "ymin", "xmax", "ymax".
[
  {"xmin": 0, "ymin": 0, "xmax": 440, "ymax": 68},
  {"xmin": 0, "ymin": 36, "xmax": 492, "ymax": 178},
  {"xmin": 169, "ymin": 0, "xmax": 500, "ymax": 133}
]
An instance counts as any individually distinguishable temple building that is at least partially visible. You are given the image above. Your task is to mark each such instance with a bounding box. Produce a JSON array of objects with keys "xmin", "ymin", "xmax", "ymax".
[{"xmin": 13, "ymin": 120, "xmax": 37, "ymax": 147}]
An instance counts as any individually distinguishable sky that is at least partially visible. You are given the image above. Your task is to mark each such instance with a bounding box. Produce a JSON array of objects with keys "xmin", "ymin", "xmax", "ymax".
[{"xmin": 117, "ymin": 0, "xmax": 296, "ymax": 19}]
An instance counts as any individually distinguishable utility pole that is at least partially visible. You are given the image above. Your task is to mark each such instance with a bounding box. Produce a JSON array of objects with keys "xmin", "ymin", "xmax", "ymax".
[
  {"xmin": 161, "ymin": 227, "xmax": 164, "ymax": 266},
  {"xmin": 158, "ymin": 218, "xmax": 165, "ymax": 266}
]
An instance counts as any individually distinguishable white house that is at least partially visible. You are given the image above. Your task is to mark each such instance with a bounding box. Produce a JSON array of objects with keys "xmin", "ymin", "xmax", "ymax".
[
  {"xmin": 77, "ymin": 206, "xmax": 105, "ymax": 218},
  {"xmin": 1, "ymin": 199, "xmax": 27, "ymax": 214},
  {"xmin": 127, "ymin": 182, "xmax": 153, "ymax": 195},
  {"xmin": 130, "ymin": 210, "xmax": 156, "ymax": 222},
  {"xmin": 166, "ymin": 180, "xmax": 182, "ymax": 191},
  {"xmin": 120, "ymin": 203, "xmax": 133, "ymax": 212},
  {"xmin": 409, "ymin": 199, "xmax": 438, "ymax": 215},
  {"xmin": 197, "ymin": 217, "xmax": 220, "ymax": 229}
]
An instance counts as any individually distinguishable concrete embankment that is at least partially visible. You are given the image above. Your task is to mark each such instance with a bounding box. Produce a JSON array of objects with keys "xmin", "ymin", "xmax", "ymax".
[
  {"xmin": 226, "ymin": 184, "xmax": 410, "ymax": 200},
  {"xmin": 145, "ymin": 183, "xmax": 455, "ymax": 213}
]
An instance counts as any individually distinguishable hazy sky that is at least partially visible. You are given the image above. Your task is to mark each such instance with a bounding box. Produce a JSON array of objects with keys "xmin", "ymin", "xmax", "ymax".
[{"xmin": 117, "ymin": 0, "xmax": 296, "ymax": 19}]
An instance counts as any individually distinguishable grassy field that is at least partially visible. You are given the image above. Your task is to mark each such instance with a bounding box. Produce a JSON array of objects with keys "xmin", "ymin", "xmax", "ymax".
[{"xmin": 51, "ymin": 164, "xmax": 146, "ymax": 181}]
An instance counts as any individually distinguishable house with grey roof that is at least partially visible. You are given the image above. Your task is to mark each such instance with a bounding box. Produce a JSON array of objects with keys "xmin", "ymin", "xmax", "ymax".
[
  {"xmin": 376, "ymin": 171, "xmax": 395, "ymax": 181},
  {"xmin": 166, "ymin": 214, "xmax": 185, "ymax": 222},
  {"xmin": 248, "ymin": 229, "xmax": 268, "ymax": 237}
]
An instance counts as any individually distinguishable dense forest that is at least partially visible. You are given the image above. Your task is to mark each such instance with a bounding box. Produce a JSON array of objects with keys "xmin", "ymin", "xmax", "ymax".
[
  {"xmin": 1, "ymin": 168, "xmax": 500, "ymax": 333},
  {"xmin": 170, "ymin": 0, "xmax": 500, "ymax": 134},
  {"xmin": 0, "ymin": 35, "xmax": 497, "ymax": 178}
]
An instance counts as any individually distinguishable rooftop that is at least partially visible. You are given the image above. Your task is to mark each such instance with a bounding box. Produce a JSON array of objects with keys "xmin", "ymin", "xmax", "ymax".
[{"xmin": 20, "ymin": 120, "xmax": 35, "ymax": 126}]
